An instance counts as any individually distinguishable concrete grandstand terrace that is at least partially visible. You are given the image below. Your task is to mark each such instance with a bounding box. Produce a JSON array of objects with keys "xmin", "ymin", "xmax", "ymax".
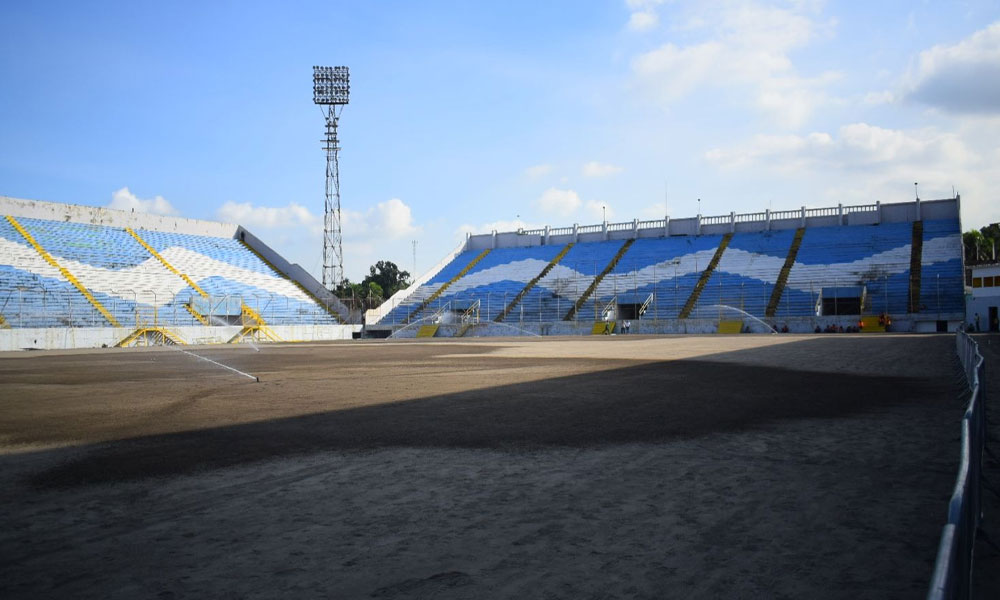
[{"xmin": 0, "ymin": 334, "xmax": 971, "ymax": 598}]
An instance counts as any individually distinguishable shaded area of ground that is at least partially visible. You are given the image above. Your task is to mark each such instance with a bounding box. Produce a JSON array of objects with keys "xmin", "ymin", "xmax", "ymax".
[
  {"xmin": 972, "ymin": 333, "xmax": 1000, "ymax": 599},
  {"xmin": 0, "ymin": 335, "xmax": 964, "ymax": 599}
]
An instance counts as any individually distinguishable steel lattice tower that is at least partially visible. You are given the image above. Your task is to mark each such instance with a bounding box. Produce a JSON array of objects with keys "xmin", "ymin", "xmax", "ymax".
[{"xmin": 312, "ymin": 66, "xmax": 350, "ymax": 291}]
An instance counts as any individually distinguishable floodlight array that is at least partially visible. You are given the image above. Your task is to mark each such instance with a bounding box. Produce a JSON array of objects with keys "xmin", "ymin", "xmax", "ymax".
[{"xmin": 313, "ymin": 65, "xmax": 350, "ymax": 105}]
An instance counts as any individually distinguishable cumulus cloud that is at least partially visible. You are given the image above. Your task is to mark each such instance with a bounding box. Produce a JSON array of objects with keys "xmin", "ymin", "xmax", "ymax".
[
  {"xmin": 455, "ymin": 217, "xmax": 540, "ymax": 238},
  {"xmin": 629, "ymin": 1, "xmax": 837, "ymax": 127},
  {"xmin": 701, "ymin": 120, "xmax": 1000, "ymax": 227},
  {"xmin": 628, "ymin": 10, "xmax": 658, "ymax": 31},
  {"xmin": 585, "ymin": 200, "xmax": 614, "ymax": 222},
  {"xmin": 524, "ymin": 164, "xmax": 553, "ymax": 179},
  {"xmin": 217, "ymin": 201, "xmax": 317, "ymax": 229},
  {"xmin": 107, "ymin": 187, "xmax": 176, "ymax": 216},
  {"xmin": 371, "ymin": 198, "xmax": 418, "ymax": 238},
  {"xmin": 705, "ymin": 123, "xmax": 974, "ymax": 172},
  {"xmin": 903, "ymin": 22, "xmax": 1000, "ymax": 114},
  {"xmin": 537, "ymin": 188, "xmax": 581, "ymax": 216},
  {"xmin": 582, "ymin": 161, "xmax": 624, "ymax": 177}
]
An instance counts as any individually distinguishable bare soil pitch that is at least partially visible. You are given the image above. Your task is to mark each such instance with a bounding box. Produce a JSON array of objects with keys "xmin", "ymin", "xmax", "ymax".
[{"xmin": 0, "ymin": 334, "xmax": 964, "ymax": 598}]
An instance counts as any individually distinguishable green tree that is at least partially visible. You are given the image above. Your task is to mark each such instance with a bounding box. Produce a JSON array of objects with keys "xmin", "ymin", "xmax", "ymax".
[{"xmin": 361, "ymin": 260, "xmax": 411, "ymax": 299}]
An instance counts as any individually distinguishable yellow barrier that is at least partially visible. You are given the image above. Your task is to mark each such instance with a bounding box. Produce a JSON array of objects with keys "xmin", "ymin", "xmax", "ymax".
[
  {"xmin": 591, "ymin": 321, "xmax": 616, "ymax": 335},
  {"xmin": 417, "ymin": 324, "xmax": 439, "ymax": 338},
  {"xmin": 717, "ymin": 320, "xmax": 743, "ymax": 334}
]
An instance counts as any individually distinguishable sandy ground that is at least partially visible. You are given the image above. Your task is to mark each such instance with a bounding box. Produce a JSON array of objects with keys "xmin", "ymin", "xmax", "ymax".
[{"xmin": 0, "ymin": 334, "xmax": 973, "ymax": 598}]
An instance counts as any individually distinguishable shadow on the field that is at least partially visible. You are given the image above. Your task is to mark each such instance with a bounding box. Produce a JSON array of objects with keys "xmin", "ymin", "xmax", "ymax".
[{"xmin": 22, "ymin": 355, "xmax": 946, "ymax": 489}]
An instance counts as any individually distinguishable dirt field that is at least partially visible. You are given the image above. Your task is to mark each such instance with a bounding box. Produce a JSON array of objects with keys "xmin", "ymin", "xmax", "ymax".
[{"xmin": 0, "ymin": 334, "xmax": 967, "ymax": 598}]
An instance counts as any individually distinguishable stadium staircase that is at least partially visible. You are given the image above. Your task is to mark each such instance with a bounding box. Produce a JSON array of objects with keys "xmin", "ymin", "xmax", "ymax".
[
  {"xmin": 679, "ymin": 233, "xmax": 732, "ymax": 319},
  {"xmin": 238, "ymin": 239, "xmax": 345, "ymax": 323},
  {"xmin": 908, "ymin": 221, "xmax": 923, "ymax": 313},
  {"xmin": 765, "ymin": 228, "xmax": 805, "ymax": 318},
  {"xmin": 495, "ymin": 242, "xmax": 573, "ymax": 323},
  {"xmin": 5, "ymin": 215, "xmax": 121, "ymax": 327},
  {"xmin": 563, "ymin": 239, "xmax": 635, "ymax": 321},
  {"xmin": 405, "ymin": 248, "xmax": 491, "ymax": 323},
  {"xmin": 116, "ymin": 326, "xmax": 187, "ymax": 347}
]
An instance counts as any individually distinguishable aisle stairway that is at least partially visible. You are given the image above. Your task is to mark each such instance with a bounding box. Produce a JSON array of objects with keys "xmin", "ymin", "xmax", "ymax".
[
  {"xmin": 404, "ymin": 249, "xmax": 491, "ymax": 323},
  {"xmin": 908, "ymin": 221, "xmax": 923, "ymax": 313},
  {"xmin": 563, "ymin": 239, "xmax": 635, "ymax": 321},
  {"xmin": 495, "ymin": 243, "xmax": 573, "ymax": 322},
  {"xmin": 765, "ymin": 228, "xmax": 805, "ymax": 318},
  {"xmin": 679, "ymin": 233, "xmax": 732, "ymax": 319}
]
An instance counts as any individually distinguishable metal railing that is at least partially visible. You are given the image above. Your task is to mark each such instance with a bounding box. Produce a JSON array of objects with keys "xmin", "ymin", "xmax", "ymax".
[
  {"xmin": 0, "ymin": 286, "xmax": 346, "ymax": 328},
  {"xmin": 376, "ymin": 262, "xmax": 957, "ymax": 326},
  {"xmin": 927, "ymin": 332, "xmax": 988, "ymax": 599}
]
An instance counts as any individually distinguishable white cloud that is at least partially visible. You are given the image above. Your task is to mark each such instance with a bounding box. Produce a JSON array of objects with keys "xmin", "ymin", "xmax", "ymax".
[
  {"xmin": 455, "ymin": 218, "xmax": 540, "ymax": 238},
  {"xmin": 217, "ymin": 201, "xmax": 317, "ymax": 229},
  {"xmin": 537, "ymin": 187, "xmax": 581, "ymax": 216},
  {"xmin": 629, "ymin": 1, "xmax": 837, "ymax": 127},
  {"xmin": 628, "ymin": 10, "xmax": 658, "ymax": 31},
  {"xmin": 372, "ymin": 198, "xmax": 418, "ymax": 238},
  {"xmin": 524, "ymin": 164, "xmax": 553, "ymax": 179},
  {"xmin": 582, "ymin": 161, "xmax": 624, "ymax": 177},
  {"xmin": 342, "ymin": 198, "xmax": 420, "ymax": 239},
  {"xmin": 585, "ymin": 200, "xmax": 614, "ymax": 222},
  {"xmin": 705, "ymin": 123, "xmax": 973, "ymax": 171},
  {"xmin": 863, "ymin": 90, "xmax": 895, "ymax": 106},
  {"xmin": 107, "ymin": 187, "xmax": 176, "ymax": 216},
  {"xmin": 903, "ymin": 21, "xmax": 1000, "ymax": 114},
  {"xmin": 703, "ymin": 121, "xmax": 1000, "ymax": 227}
]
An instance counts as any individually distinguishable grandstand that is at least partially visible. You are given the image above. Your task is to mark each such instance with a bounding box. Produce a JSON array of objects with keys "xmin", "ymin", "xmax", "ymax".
[
  {"xmin": 0, "ymin": 196, "xmax": 966, "ymax": 348},
  {"xmin": 368, "ymin": 197, "xmax": 965, "ymax": 336},
  {"xmin": 0, "ymin": 196, "xmax": 357, "ymax": 350}
]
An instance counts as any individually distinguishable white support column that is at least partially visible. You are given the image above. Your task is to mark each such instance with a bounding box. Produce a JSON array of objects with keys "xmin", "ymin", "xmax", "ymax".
[
  {"xmin": 876, "ymin": 201, "xmax": 881, "ymax": 225},
  {"xmin": 696, "ymin": 215, "xmax": 702, "ymax": 236},
  {"xmin": 573, "ymin": 223, "xmax": 579, "ymax": 243},
  {"xmin": 491, "ymin": 230, "xmax": 497, "ymax": 249},
  {"xmin": 800, "ymin": 206, "xmax": 806, "ymax": 228},
  {"xmin": 838, "ymin": 203, "xmax": 844, "ymax": 226},
  {"xmin": 633, "ymin": 218, "xmax": 639, "ymax": 238},
  {"xmin": 915, "ymin": 197, "xmax": 921, "ymax": 221},
  {"xmin": 544, "ymin": 225, "xmax": 550, "ymax": 245},
  {"xmin": 730, "ymin": 211, "xmax": 736, "ymax": 233},
  {"xmin": 664, "ymin": 216, "xmax": 670, "ymax": 237},
  {"xmin": 765, "ymin": 209, "xmax": 771, "ymax": 231},
  {"xmin": 602, "ymin": 221, "xmax": 608, "ymax": 241}
]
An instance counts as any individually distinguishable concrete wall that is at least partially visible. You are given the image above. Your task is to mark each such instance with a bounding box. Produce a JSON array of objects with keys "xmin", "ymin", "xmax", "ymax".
[
  {"xmin": 377, "ymin": 312, "xmax": 967, "ymax": 338},
  {"xmin": 463, "ymin": 198, "xmax": 960, "ymax": 250},
  {"xmin": 0, "ymin": 324, "xmax": 361, "ymax": 351},
  {"xmin": 1, "ymin": 196, "xmax": 238, "ymax": 238},
  {"xmin": 236, "ymin": 226, "xmax": 353, "ymax": 321}
]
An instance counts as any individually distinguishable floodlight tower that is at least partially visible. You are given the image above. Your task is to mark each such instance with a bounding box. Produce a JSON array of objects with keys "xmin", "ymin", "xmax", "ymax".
[{"xmin": 313, "ymin": 65, "xmax": 350, "ymax": 291}]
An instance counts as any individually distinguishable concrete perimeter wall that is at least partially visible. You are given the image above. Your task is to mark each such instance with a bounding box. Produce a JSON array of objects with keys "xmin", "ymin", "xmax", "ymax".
[
  {"xmin": 0, "ymin": 325, "xmax": 361, "ymax": 351},
  {"xmin": 379, "ymin": 313, "xmax": 967, "ymax": 338},
  {"xmin": 465, "ymin": 198, "xmax": 960, "ymax": 250},
  {"xmin": 0, "ymin": 196, "xmax": 238, "ymax": 238}
]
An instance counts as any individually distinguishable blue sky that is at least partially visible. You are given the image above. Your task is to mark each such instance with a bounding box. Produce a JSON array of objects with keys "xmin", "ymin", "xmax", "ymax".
[{"xmin": 2, "ymin": 1, "xmax": 999, "ymax": 283}]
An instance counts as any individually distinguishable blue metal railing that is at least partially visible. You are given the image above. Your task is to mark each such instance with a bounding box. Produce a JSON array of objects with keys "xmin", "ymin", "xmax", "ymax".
[{"xmin": 927, "ymin": 332, "xmax": 987, "ymax": 599}]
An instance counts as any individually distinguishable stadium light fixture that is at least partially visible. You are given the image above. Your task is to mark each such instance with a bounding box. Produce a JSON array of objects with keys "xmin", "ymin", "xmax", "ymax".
[
  {"xmin": 313, "ymin": 65, "xmax": 351, "ymax": 291},
  {"xmin": 313, "ymin": 65, "xmax": 350, "ymax": 105}
]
